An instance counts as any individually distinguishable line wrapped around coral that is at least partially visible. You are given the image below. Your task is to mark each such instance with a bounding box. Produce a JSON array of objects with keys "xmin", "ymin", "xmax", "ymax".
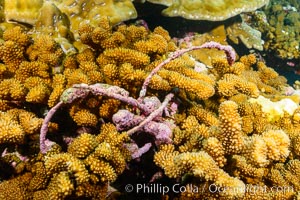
[
  {"xmin": 40, "ymin": 40, "xmax": 236, "ymax": 155},
  {"xmin": 40, "ymin": 83, "xmax": 175, "ymax": 154}
]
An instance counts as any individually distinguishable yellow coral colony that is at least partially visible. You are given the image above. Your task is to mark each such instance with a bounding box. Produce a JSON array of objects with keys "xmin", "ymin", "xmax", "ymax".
[{"xmin": 1, "ymin": 11, "xmax": 300, "ymax": 200}]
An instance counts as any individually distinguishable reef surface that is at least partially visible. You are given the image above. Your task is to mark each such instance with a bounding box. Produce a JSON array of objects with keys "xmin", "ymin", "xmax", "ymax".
[{"xmin": 0, "ymin": 1, "xmax": 300, "ymax": 200}]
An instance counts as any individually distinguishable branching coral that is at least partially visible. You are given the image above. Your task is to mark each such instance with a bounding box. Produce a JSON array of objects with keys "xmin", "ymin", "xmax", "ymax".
[
  {"xmin": 0, "ymin": 41, "xmax": 26, "ymax": 71},
  {"xmin": 1, "ymin": 16, "xmax": 300, "ymax": 200},
  {"xmin": 218, "ymin": 100, "xmax": 245, "ymax": 154},
  {"xmin": 154, "ymin": 144, "xmax": 245, "ymax": 198},
  {"xmin": 0, "ymin": 78, "xmax": 27, "ymax": 101},
  {"xmin": 172, "ymin": 115, "xmax": 209, "ymax": 152},
  {"xmin": 217, "ymin": 74, "xmax": 260, "ymax": 98},
  {"xmin": 26, "ymin": 35, "xmax": 64, "ymax": 67},
  {"xmin": 5, "ymin": 126, "xmax": 130, "ymax": 199},
  {"xmin": 242, "ymin": 129, "xmax": 290, "ymax": 168},
  {"xmin": 0, "ymin": 111, "xmax": 25, "ymax": 145},
  {"xmin": 39, "ymin": 39, "xmax": 236, "ymax": 154}
]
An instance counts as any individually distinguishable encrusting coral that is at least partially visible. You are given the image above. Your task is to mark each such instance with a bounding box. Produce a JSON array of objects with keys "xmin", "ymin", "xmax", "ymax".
[
  {"xmin": 1, "ymin": 17, "xmax": 300, "ymax": 200},
  {"xmin": 226, "ymin": 19, "xmax": 264, "ymax": 51},
  {"xmin": 148, "ymin": 0, "xmax": 269, "ymax": 21}
]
